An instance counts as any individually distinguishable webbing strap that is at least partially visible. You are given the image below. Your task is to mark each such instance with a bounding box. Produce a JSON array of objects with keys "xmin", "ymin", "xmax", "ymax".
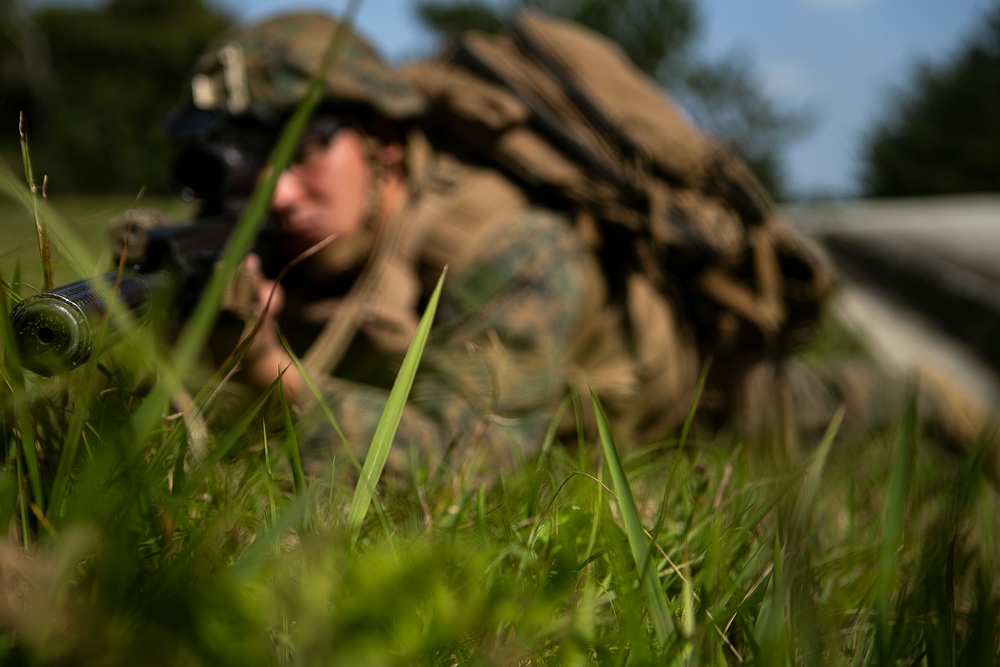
[{"xmin": 300, "ymin": 130, "xmax": 434, "ymax": 377}]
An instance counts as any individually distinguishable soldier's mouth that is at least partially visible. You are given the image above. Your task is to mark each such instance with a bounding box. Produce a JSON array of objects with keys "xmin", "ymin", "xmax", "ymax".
[{"xmin": 279, "ymin": 216, "xmax": 322, "ymax": 241}]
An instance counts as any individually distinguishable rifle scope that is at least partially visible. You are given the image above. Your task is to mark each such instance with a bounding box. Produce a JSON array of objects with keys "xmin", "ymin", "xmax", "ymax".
[
  {"xmin": 172, "ymin": 140, "xmax": 263, "ymax": 203},
  {"xmin": 168, "ymin": 110, "xmax": 274, "ymax": 203}
]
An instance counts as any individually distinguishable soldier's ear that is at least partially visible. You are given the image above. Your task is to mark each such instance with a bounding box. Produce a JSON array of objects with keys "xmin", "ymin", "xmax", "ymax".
[
  {"xmin": 378, "ymin": 142, "xmax": 405, "ymax": 170},
  {"xmin": 363, "ymin": 111, "xmax": 404, "ymax": 144},
  {"xmin": 360, "ymin": 111, "xmax": 406, "ymax": 171}
]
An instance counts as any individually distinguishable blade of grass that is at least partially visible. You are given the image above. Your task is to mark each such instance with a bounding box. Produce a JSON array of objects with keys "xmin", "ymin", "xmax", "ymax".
[
  {"xmin": 650, "ymin": 359, "xmax": 712, "ymax": 551},
  {"xmin": 48, "ymin": 319, "xmax": 138, "ymax": 522},
  {"xmin": 790, "ymin": 406, "xmax": 844, "ymax": 531},
  {"xmin": 182, "ymin": 381, "xmax": 278, "ymax": 492},
  {"xmin": 876, "ymin": 384, "xmax": 918, "ymax": 663},
  {"xmin": 591, "ymin": 389, "xmax": 674, "ymax": 648},
  {"xmin": 278, "ymin": 374, "xmax": 306, "ymax": 496},
  {"xmin": 126, "ymin": 0, "xmax": 367, "ymax": 445},
  {"xmin": 0, "ymin": 260, "xmax": 23, "ymax": 302},
  {"xmin": 46, "ymin": 381, "xmax": 93, "ymax": 522},
  {"xmin": 278, "ymin": 329, "xmax": 360, "ymax": 474},
  {"xmin": 753, "ymin": 535, "xmax": 792, "ymax": 665},
  {"xmin": 172, "ymin": 0, "xmax": 365, "ymax": 378},
  {"xmin": 1, "ymin": 148, "xmax": 97, "ymax": 281},
  {"xmin": 526, "ymin": 394, "xmax": 572, "ymax": 518},
  {"xmin": 945, "ymin": 536, "xmax": 957, "ymax": 667},
  {"xmin": 229, "ymin": 486, "xmax": 319, "ymax": 582},
  {"xmin": 0, "ymin": 281, "xmax": 44, "ymax": 519},
  {"xmin": 18, "ymin": 114, "xmax": 52, "ymax": 291},
  {"xmin": 263, "ymin": 421, "xmax": 280, "ymax": 527},
  {"xmin": 678, "ymin": 357, "xmax": 711, "ymax": 451},
  {"xmin": 347, "ymin": 269, "xmax": 446, "ymax": 546}
]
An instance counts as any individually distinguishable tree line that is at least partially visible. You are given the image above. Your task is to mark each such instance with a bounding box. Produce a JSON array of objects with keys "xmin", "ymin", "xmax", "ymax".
[
  {"xmin": 859, "ymin": 2, "xmax": 1000, "ymax": 197},
  {"xmin": 0, "ymin": 0, "xmax": 232, "ymax": 197},
  {"xmin": 0, "ymin": 0, "xmax": 996, "ymax": 201}
]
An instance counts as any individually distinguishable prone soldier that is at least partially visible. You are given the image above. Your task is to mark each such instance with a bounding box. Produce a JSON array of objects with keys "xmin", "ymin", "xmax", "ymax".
[
  {"xmin": 20, "ymin": 10, "xmax": 997, "ymax": 482},
  {"xmin": 174, "ymin": 10, "xmax": 1000, "ymax": 480}
]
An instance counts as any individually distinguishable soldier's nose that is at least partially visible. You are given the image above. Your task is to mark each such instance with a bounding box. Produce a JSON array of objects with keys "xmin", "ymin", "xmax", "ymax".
[{"xmin": 271, "ymin": 169, "xmax": 304, "ymax": 214}]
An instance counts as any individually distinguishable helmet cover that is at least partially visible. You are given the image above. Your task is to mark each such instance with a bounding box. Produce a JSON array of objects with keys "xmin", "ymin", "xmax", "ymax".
[{"xmin": 184, "ymin": 12, "xmax": 426, "ymax": 122}]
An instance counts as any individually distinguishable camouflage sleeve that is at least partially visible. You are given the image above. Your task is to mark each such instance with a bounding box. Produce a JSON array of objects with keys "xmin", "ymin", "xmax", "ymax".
[{"xmin": 297, "ymin": 208, "xmax": 591, "ymax": 479}]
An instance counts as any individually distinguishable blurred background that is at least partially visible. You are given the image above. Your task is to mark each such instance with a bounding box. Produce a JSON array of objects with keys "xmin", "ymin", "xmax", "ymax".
[
  {"xmin": 2, "ymin": 0, "xmax": 999, "ymax": 400},
  {"xmin": 3, "ymin": 0, "xmax": 997, "ymax": 200}
]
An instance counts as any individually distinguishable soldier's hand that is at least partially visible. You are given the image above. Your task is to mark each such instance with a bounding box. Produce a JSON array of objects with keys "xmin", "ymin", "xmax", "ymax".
[
  {"xmin": 237, "ymin": 254, "xmax": 303, "ymax": 402},
  {"xmin": 239, "ymin": 253, "xmax": 283, "ymax": 358},
  {"xmin": 246, "ymin": 253, "xmax": 285, "ymax": 325}
]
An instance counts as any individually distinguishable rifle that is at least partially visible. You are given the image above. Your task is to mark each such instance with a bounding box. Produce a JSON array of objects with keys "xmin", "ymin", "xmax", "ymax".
[{"xmin": 9, "ymin": 109, "xmax": 279, "ymax": 376}]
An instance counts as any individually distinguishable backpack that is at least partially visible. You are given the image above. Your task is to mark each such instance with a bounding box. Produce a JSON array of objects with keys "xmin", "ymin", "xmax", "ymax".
[{"xmin": 404, "ymin": 11, "xmax": 834, "ymax": 362}]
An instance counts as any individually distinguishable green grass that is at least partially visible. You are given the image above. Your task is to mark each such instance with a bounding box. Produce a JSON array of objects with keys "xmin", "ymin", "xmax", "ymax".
[
  {"xmin": 1, "ymin": 363, "xmax": 997, "ymax": 666},
  {"xmin": 0, "ymin": 188, "xmax": 192, "ymax": 290},
  {"xmin": 2, "ymin": 171, "xmax": 999, "ymax": 665}
]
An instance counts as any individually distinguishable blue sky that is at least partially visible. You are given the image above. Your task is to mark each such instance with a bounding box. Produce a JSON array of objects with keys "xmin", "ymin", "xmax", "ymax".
[
  {"xmin": 27, "ymin": 0, "xmax": 999, "ymax": 199},
  {"xmin": 695, "ymin": 0, "xmax": 997, "ymax": 198}
]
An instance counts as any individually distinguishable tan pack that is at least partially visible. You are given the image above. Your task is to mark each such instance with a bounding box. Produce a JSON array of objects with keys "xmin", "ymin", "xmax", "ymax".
[{"xmin": 405, "ymin": 11, "xmax": 833, "ymax": 361}]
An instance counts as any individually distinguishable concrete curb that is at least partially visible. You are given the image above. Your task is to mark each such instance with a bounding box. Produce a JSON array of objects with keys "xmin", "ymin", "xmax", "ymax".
[{"xmin": 818, "ymin": 232, "xmax": 1000, "ymax": 375}]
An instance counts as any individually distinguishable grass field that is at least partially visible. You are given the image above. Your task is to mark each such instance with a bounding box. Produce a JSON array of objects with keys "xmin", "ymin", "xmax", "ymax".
[
  {"xmin": 1, "ymin": 168, "xmax": 999, "ymax": 665},
  {"xmin": 0, "ymin": 186, "xmax": 192, "ymax": 289}
]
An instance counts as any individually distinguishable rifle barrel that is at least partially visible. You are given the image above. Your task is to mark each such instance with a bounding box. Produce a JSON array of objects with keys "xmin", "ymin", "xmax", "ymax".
[{"xmin": 9, "ymin": 270, "xmax": 162, "ymax": 375}]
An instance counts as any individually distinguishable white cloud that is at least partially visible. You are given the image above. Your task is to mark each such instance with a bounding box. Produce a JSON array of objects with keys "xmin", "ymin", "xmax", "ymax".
[{"xmin": 761, "ymin": 61, "xmax": 820, "ymax": 102}]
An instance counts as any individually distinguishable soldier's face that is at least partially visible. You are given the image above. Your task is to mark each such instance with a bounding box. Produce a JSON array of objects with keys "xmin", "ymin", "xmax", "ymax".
[{"xmin": 270, "ymin": 123, "xmax": 373, "ymax": 271}]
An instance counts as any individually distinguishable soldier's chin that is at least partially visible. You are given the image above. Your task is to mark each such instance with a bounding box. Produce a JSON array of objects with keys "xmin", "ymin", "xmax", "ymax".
[
  {"xmin": 275, "ymin": 236, "xmax": 324, "ymax": 268},
  {"xmin": 286, "ymin": 234, "xmax": 373, "ymax": 283},
  {"xmin": 276, "ymin": 234, "xmax": 314, "ymax": 259}
]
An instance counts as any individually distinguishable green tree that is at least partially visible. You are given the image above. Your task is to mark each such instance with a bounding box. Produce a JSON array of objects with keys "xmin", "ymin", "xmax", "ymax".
[
  {"xmin": 0, "ymin": 0, "xmax": 231, "ymax": 195},
  {"xmin": 415, "ymin": 0, "xmax": 810, "ymax": 197},
  {"xmin": 860, "ymin": 3, "xmax": 1000, "ymax": 197},
  {"xmin": 1, "ymin": 0, "xmax": 51, "ymax": 142}
]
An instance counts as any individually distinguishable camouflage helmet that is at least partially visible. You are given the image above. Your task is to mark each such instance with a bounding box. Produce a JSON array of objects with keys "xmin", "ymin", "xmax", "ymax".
[{"xmin": 184, "ymin": 12, "xmax": 426, "ymax": 121}]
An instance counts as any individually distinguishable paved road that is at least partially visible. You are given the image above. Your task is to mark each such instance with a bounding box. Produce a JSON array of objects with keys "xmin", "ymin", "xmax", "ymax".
[{"xmin": 781, "ymin": 194, "xmax": 1000, "ymax": 406}]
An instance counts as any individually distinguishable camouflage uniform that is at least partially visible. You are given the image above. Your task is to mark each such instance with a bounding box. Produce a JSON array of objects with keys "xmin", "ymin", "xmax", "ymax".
[
  {"xmin": 182, "ymin": 13, "xmax": 616, "ymax": 476},
  {"xmin": 276, "ymin": 150, "xmax": 707, "ymax": 479},
  {"xmin": 283, "ymin": 159, "xmax": 597, "ymax": 476},
  {"xmin": 184, "ymin": 12, "xmax": 998, "ymax": 481}
]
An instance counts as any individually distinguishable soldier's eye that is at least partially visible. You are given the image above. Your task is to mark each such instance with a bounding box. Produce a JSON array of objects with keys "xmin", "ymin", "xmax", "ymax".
[
  {"xmin": 292, "ymin": 116, "xmax": 344, "ymax": 166},
  {"xmin": 293, "ymin": 136, "xmax": 327, "ymax": 164}
]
